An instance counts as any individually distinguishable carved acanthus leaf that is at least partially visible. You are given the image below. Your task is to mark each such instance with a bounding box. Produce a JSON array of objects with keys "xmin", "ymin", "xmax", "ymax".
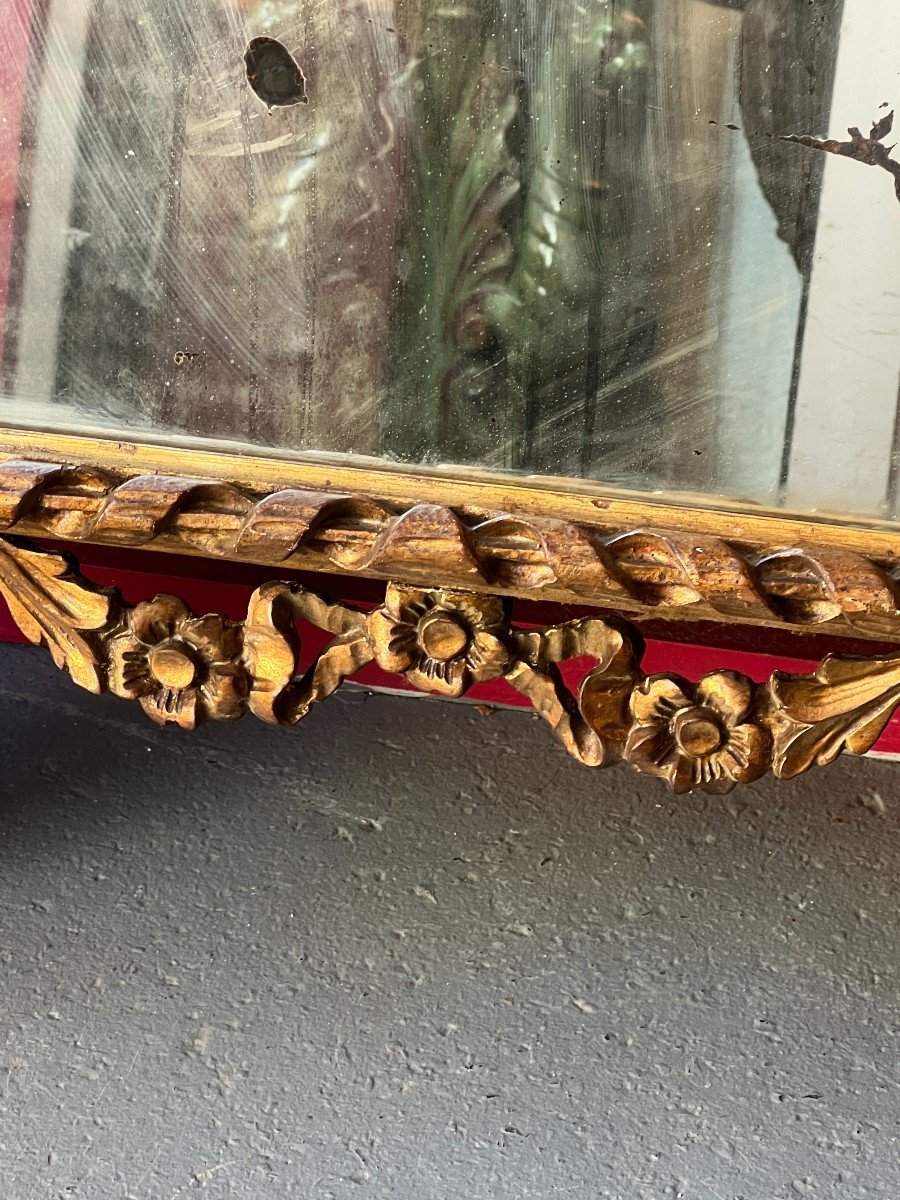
[
  {"xmin": 768, "ymin": 654, "xmax": 900, "ymax": 778},
  {"xmin": 0, "ymin": 538, "xmax": 115, "ymax": 693}
]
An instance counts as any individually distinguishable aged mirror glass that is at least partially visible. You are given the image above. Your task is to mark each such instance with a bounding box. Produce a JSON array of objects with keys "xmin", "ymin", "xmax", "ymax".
[{"xmin": 0, "ymin": 0, "xmax": 897, "ymax": 517}]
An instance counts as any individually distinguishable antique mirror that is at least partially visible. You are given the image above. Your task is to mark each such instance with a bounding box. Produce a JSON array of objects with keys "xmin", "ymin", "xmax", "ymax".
[{"xmin": 0, "ymin": 0, "xmax": 898, "ymax": 792}]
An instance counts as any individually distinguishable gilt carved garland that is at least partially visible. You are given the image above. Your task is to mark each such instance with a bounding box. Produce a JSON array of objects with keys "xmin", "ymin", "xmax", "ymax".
[{"xmin": 2, "ymin": 534, "xmax": 900, "ymax": 794}]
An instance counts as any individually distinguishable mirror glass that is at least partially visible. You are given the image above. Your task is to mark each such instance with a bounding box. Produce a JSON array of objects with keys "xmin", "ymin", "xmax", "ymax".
[{"xmin": 0, "ymin": 0, "xmax": 898, "ymax": 518}]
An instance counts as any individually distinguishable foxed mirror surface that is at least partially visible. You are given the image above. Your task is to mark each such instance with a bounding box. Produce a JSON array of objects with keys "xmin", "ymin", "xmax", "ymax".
[{"xmin": 0, "ymin": 0, "xmax": 898, "ymax": 519}]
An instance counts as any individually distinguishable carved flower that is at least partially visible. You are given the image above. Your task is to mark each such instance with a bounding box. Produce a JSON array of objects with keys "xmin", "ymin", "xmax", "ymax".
[
  {"xmin": 368, "ymin": 584, "xmax": 510, "ymax": 697},
  {"xmin": 625, "ymin": 671, "xmax": 769, "ymax": 794},
  {"xmin": 108, "ymin": 597, "xmax": 249, "ymax": 728}
]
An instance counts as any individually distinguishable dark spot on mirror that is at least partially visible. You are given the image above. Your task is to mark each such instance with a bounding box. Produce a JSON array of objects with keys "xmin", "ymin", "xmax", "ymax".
[{"xmin": 244, "ymin": 36, "xmax": 308, "ymax": 110}]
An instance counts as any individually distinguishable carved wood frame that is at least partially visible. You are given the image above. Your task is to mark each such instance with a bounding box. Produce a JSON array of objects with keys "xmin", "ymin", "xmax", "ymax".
[
  {"xmin": 1, "ymin": 428, "xmax": 900, "ymax": 793},
  {"xmin": 1, "ymin": 429, "xmax": 900, "ymax": 641},
  {"xmin": 2, "ymin": 531, "xmax": 900, "ymax": 794}
]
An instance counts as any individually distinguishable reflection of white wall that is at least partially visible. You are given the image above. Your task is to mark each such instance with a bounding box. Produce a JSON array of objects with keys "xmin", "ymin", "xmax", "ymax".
[
  {"xmin": 711, "ymin": 84, "xmax": 802, "ymax": 505},
  {"xmin": 783, "ymin": 0, "xmax": 900, "ymax": 517},
  {"xmin": 12, "ymin": 0, "xmax": 90, "ymax": 406}
]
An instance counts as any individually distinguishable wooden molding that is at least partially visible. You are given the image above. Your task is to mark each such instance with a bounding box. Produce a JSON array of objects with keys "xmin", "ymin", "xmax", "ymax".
[
  {"xmin": 2, "ymin": 456, "xmax": 900, "ymax": 640},
  {"xmin": 2, "ymin": 533, "xmax": 899, "ymax": 793}
]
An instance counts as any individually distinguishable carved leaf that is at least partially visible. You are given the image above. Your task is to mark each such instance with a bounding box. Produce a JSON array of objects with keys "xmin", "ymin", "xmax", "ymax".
[
  {"xmin": 602, "ymin": 532, "xmax": 704, "ymax": 608},
  {"xmin": 772, "ymin": 653, "xmax": 900, "ymax": 723},
  {"xmin": 0, "ymin": 537, "xmax": 114, "ymax": 693},
  {"xmin": 769, "ymin": 653, "xmax": 900, "ymax": 777}
]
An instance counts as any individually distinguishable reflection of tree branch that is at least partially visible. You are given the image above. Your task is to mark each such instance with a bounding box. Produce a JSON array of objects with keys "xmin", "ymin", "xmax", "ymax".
[{"xmin": 780, "ymin": 111, "xmax": 900, "ymax": 204}]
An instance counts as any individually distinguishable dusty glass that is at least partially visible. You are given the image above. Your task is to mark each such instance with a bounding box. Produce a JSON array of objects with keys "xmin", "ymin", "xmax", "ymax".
[{"xmin": 0, "ymin": 0, "xmax": 897, "ymax": 517}]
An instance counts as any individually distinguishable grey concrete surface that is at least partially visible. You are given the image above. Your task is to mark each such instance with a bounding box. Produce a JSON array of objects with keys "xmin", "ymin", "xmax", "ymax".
[{"xmin": 0, "ymin": 642, "xmax": 899, "ymax": 1200}]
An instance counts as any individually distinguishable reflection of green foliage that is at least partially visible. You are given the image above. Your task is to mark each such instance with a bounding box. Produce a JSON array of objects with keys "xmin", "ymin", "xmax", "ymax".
[
  {"xmin": 498, "ymin": 0, "xmax": 654, "ymax": 474},
  {"xmin": 385, "ymin": 1, "xmax": 519, "ymax": 463},
  {"xmin": 384, "ymin": 0, "xmax": 654, "ymax": 473}
]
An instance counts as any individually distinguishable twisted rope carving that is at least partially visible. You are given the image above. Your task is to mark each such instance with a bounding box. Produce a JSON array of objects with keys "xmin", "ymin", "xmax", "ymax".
[{"xmin": 2, "ymin": 458, "xmax": 898, "ymax": 636}]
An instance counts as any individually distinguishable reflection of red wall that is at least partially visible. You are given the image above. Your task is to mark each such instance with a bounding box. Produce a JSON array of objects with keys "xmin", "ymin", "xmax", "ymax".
[
  {"xmin": 0, "ymin": 0, "xmax": 35, "ymax": 361},
  {"xmin": 1, "ymin": 543, "xmax": 899, "ymax": 760}
]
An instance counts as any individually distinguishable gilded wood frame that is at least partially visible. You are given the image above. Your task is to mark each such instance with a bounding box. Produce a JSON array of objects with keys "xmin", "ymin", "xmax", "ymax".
[
  {"xmin": 1, "ymin": 425, "xmax": 900, "ymax": 792},
  {"xmin": 1, "ymin": 428, "xmax": 900, "ymax": 640}
]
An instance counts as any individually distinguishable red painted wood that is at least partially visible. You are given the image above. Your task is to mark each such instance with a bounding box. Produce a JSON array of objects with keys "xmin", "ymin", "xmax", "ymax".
[{"xmin": 2, "ymin": 545, "xmax": 899, "ymax": 757}]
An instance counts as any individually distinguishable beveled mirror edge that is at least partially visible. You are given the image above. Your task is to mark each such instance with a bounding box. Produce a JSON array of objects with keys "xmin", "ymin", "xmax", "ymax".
[
  {"xmin": 0, "ymin": 426, "xmax": 899, "ymax": 642},
  {"xmin": 3, "ymin": 425, "xmax": 900, "ymax": 545}
]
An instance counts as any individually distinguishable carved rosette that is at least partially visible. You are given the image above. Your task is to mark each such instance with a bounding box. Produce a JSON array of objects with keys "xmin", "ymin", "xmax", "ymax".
[
  {"xmin": 368, "ymin": 585, "xmax": 511, "ymax": 697},
  {"xmin": 625, "ymin": 672, "xmax": 770, "ymax": 794},
  {"xmin": 2, "ymin": 534, "xmax": 899, "ymax": 793},
  {"xmin": 107, "ymin": 598, "xmax": 249, "ymax": 728}
]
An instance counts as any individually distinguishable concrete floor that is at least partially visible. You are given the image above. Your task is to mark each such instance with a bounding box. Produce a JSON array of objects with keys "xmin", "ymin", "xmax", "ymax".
[{"xmin": 0, "ymin": 642, "xmax": 899, "ymax": 1199}]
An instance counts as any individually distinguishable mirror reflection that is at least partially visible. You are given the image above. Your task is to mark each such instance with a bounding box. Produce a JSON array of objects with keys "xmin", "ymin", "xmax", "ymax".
[{"xmin": 0, "ymin": 0, "xmax": 897, "ymax": 517}]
